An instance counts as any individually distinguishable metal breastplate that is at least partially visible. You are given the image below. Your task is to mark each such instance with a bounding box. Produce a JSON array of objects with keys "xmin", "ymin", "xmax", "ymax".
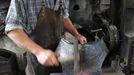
[{"xmin": 33, "ymin": 1, "xmax": 64, "ymax": 51}]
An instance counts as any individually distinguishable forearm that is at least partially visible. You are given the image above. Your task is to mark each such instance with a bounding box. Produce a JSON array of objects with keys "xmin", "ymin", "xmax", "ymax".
[
  {"xmin": 7, "ymin": 29, "xmax": 44, "ymax": 55},
  {"xmin": 64, "ymin": 18, "xmax": 80, "ymax": 37}
]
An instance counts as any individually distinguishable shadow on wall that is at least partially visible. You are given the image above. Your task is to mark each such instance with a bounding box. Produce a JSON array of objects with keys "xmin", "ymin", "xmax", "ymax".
[{"xmin": 69, "ymin": 0, "xmax": 93, "ymax": 27}]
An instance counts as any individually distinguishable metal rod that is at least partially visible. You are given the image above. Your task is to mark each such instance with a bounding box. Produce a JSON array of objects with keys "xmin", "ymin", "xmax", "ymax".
[{"xmin": 74, "ymin": 38, "xmax": 80, "ymax": 75}]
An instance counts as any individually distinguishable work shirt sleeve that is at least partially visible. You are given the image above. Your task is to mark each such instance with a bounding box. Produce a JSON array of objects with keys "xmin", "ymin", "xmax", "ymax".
[
  {"xmin": 5, "ymin": 0, "xmax": 25, "ymax": 33},
  {"xmin": 63, "ymin": 0, "xmax": 69, "ymax": 18}
]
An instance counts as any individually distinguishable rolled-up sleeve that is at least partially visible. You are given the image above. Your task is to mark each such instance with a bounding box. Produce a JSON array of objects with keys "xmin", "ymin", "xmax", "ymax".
[
  {"xmin": 63, "ymin": 0, "xmax": 69, "ymax": 18},
  {"xmin": 5, "ymin": 0, "xmax": 24, "ymax": 33}
]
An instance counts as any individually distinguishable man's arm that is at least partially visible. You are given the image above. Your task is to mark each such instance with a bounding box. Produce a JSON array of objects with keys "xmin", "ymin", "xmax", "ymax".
[
  {"xmin": 64, "ymin": 17, "xmax": 87, "ymax": 44},
  {"xmin": 7, "ymin": 29, "xmax": 59, "ymax": 66},
  {"xmin": 62, "ymin": 0, "xmax": 87, "ymax": 43},
  {"xmin": 7, "ymin": 29, "xmax": 44, "ymax": 55}
]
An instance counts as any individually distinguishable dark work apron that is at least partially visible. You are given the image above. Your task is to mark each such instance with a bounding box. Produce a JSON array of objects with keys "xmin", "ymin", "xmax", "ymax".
[
  {"xmin": 29, "ymin": 0, "xmax": 64, "ymax": 75},
  {"xmin": 33, "ymin": 1, "xmax": 63, "ymax": 50}
]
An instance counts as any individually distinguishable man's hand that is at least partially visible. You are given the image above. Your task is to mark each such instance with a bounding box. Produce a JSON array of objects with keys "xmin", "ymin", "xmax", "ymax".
[
  {"xmin": 63, "ymin": 18, "xmax": 87, "ymax": 44},
  {"xmin": 76, "ymin": 34, "xmax": 87, "ymax": 44},
  {"xmin": 36, "ymin": 49, "xmax": 59, "ymax": 66}
]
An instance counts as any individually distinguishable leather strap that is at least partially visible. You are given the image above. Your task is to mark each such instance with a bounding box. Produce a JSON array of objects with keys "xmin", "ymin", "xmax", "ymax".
[{"xmin": 41, "ymin": 0, "xmax": 45, "ymax": 6}]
